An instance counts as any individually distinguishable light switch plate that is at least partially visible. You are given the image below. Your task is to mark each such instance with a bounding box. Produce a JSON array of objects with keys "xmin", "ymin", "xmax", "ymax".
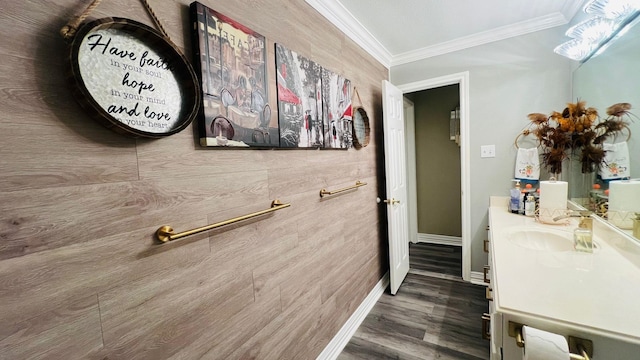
[{"xmin": 481, "ymin": 145, "xmax": 495, "ymax": 158}]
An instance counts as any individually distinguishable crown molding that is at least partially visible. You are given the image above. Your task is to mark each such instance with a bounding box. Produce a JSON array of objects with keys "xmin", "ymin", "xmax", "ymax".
[
  {"xmin": 306, "ymin": 1, "xmax": 578, "ymax": 68},
  {"xmin": 305, "ymin": 0, "xmax": 393, "ymax": 68},
  {"xmin": 391, "ymin": 12, "xmax": 569, "ymax": 66}
]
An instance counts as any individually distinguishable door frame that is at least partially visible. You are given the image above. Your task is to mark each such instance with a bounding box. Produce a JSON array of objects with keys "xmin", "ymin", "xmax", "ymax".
[
  {"xmin": 403, "ymin": 97, "xmax": 418, "ymax": 245},
  {"xmin": 397, "ymin": 71, "xmax": 471, "ymax": 282}
]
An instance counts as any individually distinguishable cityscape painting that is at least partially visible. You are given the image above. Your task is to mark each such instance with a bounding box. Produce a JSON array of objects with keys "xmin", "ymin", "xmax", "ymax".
[
  {"xmin": 275, "ymin": 43, "xmax": 323, "ymax": 148},
  {"xmin": 190, "ymin": 2, "xmax": 277, "ymax": 147},
  {"xmin": 322, "ymin": 68, "xmax": 352, "ymax": 149}
]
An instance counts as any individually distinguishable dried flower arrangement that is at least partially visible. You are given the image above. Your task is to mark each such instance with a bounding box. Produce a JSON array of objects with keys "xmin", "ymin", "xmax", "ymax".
[{"xmin": 526, "ymin": 101, "xmax": 632, "ymax": 175}]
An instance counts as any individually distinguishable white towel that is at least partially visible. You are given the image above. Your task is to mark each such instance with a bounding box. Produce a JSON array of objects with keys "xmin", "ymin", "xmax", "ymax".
[
  {"xmin": 515, "ymin": 147, "xmax": 540, "ymax": 180},
  {"xmin": 600, "ymin": 142, "xmax": 631, "ymax": 180}
]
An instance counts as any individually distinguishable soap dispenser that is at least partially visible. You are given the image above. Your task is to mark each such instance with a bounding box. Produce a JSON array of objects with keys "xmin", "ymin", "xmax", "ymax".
[
  {"xmin": 510, "ymin": 180, "xmax": 521, "ymax": 214},
  {"xmin": 574, "ymin": 211, "xmax": 593, "ymax": 253}
]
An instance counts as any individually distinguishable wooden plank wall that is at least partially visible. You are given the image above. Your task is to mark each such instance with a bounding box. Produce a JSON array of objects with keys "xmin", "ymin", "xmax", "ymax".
[{"xmin": 0, "ymin": 0, "xmax": 389, "ymax": 358}]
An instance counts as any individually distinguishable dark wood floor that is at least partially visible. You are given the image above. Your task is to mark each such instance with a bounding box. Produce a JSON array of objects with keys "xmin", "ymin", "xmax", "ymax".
[
  {"xmin": 338, "ymin": 243, "xmax": 489, "ymax": 360},
  {"xmin": 409, "ymin": 243, "xmax": 463, "ymax": 279}
]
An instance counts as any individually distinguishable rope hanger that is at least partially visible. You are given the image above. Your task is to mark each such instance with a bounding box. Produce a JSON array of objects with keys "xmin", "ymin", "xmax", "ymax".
[
  {"xmin": 60, "ymin": 0, "xmax": 170, "ymax": 41},
  {"xmin": 352, "ymin": 86, "xmax": 363, "ymax": 107}
]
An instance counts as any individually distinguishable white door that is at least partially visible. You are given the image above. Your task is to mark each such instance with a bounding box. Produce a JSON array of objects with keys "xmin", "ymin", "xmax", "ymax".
[{"xmin": 382, "ymin": 80, "xmax": 410, "ymax": 295}]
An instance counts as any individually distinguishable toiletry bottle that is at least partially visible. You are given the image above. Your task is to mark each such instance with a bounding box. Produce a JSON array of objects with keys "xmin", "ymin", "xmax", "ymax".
[
  {"xmin": 525, "ymin": 194, "xmax": 535, "ymax": 217},
  {"xmin": 519, "ymin": 188, "xmax": 526, "ymax": 215},
  {"xmin": 510, "ymin": 180, "xmax": 521, "ymax": 214},
  {"xmin": 521, "ymin": 184, "xmax": 533, "ymax": 215}
]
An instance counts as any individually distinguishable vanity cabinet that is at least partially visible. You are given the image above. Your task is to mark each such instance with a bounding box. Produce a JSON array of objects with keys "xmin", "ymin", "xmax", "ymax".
[
  {"xmin": 483, "ymin": 222, "xmax": 503, "ymax": 360},
  {"xmin": 486, "ymin": 196, "xmax": 640, "ymax": 360}
]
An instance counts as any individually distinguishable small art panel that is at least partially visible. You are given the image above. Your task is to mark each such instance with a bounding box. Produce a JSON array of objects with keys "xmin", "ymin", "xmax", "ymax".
[
  {"xmin": 190, "ymin": 2, "xmax": 276, "ymax": 147},
  {"xmin": 321, "ymin": 68, "xmax": 352, "ymax": 149},
  {"xmin": 275, "ymin": 43, "xmax": 323, "ymax": 148}
]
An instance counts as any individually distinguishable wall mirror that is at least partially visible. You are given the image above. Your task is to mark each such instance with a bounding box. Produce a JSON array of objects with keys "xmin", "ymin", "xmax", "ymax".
[{"xmin": 571, "ymin": 16, "xmax": 640, "ymax": 239}]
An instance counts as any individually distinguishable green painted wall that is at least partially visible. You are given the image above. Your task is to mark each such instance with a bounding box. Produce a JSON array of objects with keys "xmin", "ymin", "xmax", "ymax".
[{"xmin": 414, "ymin": 84, "xmax": 462, "ymax": 236}]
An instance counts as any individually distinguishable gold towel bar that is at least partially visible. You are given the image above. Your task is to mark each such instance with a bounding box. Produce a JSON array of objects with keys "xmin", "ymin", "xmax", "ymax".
[
  {"xmin": 155, "ymin": 200, "xmax": 291, "ymax": 243},
  {"xmin": 320, "ymin": 181, "xmax": 367, "ymax": 198},
  {"xmin": 508, "ymin": 321, "xmax": 593, "ymax": 360}
]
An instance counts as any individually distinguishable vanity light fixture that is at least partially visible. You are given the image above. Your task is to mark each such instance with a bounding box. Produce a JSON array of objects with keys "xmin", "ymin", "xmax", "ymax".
[
  {"xmin": 584, "ymin": 0, "xmax": 640, "ymax": 19},
  {"xmin": 554, "ymin": 38, "xmax": 597, "ymax": 61},
  {"xmin": 566, "ymin": 17, "xmax": 621, "ymax": 42},
  {"xmin": 554, "ymin": 0, "xmax": 640, "ymax": 62}
]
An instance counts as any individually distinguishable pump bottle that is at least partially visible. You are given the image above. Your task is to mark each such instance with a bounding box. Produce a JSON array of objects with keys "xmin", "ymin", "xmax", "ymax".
[{"xmin": 510, "ymin": 180, "xmax": 521, "ymax": 214}]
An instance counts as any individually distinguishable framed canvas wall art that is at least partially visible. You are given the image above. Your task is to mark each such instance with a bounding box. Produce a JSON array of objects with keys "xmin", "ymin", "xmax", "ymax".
[
  {"xmin": 321, "ymin": 68, "xmax": 352, "ymax": 149},
  {"xmin": 275, "ymin": 43, "xmax": 323, "ymax": 148},
  {"xmin": 190, "ymin": 2, "xmax": 277, "ymax": 147}
]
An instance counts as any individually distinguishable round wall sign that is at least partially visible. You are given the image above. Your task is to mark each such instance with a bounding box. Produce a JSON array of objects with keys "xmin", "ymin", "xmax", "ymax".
[
  {"xmin": 68, "ymin": 17, "xmax": 200, "ymax": 138},
  {"xmin": 352, "ymin": 106, "xmax": 370, "ymax": 148}
]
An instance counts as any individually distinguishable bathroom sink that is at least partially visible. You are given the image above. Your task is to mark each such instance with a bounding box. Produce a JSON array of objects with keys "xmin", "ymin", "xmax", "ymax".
[{"xmin": 502, "ymin": 227, "xmax": 595, "ymax": 252}]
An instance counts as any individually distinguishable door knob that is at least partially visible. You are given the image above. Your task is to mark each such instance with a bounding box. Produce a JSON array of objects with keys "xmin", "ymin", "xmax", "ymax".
[{"xmin": 383, "ymin": 198, "xmax": 400, "ymax": 205}]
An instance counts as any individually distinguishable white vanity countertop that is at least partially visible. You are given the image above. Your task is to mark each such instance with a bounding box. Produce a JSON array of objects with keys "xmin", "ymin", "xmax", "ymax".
[{"xmin": 489, "ymin": 196, "xmax": 640, "ymax": 345}]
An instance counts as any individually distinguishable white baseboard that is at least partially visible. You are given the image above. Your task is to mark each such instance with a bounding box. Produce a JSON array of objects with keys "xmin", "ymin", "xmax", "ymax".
[
  {"xmin": 417, "ymin": 233, "xmax": 462, "ymax": 247},
  {"xmin": 470, "ymin": 271, "xmax": 489, "ymax": 286},
  {"xmin": 316, "ymin": 272, "xmax": 390, "ymax": 360}
]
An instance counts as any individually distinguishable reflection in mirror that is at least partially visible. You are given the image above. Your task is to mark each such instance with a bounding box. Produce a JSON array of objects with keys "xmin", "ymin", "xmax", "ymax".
[{"xmin": 572, "ymin": 16, "xmax": 640, "ymax": 238}]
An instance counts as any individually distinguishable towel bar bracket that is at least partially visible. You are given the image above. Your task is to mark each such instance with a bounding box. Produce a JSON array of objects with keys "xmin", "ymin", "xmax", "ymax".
[{"xmin": 156, "ymin": 225, "xmax": 174, "ymax": 243}]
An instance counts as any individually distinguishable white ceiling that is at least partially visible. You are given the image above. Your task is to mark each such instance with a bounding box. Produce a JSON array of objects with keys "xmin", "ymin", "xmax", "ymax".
[{"xmin": 306, "ymin": 0, "xmax": 587, "ymax": 67}]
